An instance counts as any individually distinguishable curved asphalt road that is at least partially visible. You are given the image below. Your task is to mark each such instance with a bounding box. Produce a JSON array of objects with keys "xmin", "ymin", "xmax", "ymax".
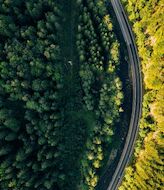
[{"xmin": 105, "ymin": 0, "xmax": 142, "ymax": 189}]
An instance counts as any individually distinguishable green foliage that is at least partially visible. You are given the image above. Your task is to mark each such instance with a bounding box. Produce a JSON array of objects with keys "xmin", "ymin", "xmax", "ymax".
[
  {"xmin": 119, "ymin": 0, "xmax": 164, "ymax": 189},
  {"xmin": 0, "ymin": 0, "xmax": 123, "ymax": 190},
  {"xmin": 76, "ymin": 1, "xmax": 123, "ymax": 188},
  {"xmin": 0, "ymin": 15, "xmax": 16, "ymax": 37}
]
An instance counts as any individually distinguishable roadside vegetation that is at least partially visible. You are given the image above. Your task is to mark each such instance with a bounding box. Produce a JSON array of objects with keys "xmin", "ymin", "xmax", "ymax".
[
  {"xmin": 0, "ymin": 0, "xmax": 124, "ymax": 190},
  {"xmin": 119, "ymin": 0, "xmax": 164, "ymax": 189}
]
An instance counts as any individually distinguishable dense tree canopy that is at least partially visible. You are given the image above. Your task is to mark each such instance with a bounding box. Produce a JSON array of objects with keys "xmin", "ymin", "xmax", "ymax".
[
  {"xmin": 0, "ymin": 0, "xmax": 124, "ymax": 190},
  {"xmin": 119, "ymin": 0, "xmax": 164, "ymax": 189}
]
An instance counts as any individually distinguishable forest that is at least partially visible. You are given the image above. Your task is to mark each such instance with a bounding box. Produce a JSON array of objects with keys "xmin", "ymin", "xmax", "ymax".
[
  {"xmin": 0, "ymin": 0, "xmax": 124, "ymax": 190},
  {"xmin": 119, "ymin": 0, "xmax": 164, "ymax": 189}
]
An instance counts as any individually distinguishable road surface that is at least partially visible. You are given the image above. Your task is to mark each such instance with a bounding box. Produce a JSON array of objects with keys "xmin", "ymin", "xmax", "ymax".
[{"xmin": 98, "ymin": 0, "xmax": 142, "ymax": 189}]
